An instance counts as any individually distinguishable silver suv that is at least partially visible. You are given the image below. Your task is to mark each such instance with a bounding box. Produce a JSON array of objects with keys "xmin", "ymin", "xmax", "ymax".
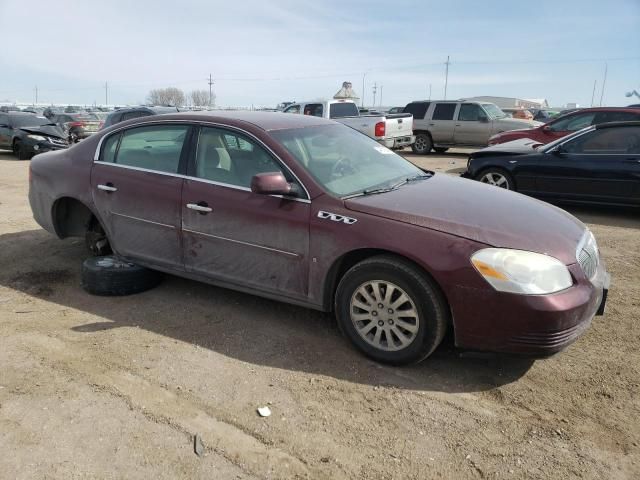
[{"xmin": 404, "ymin": 100, "xmax": 542, "ymax": 154}]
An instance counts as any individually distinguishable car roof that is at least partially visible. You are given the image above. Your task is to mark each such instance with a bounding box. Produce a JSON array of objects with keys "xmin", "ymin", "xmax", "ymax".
[{"xmin": 141, "ymin": 110, "xmax": 333, "ymax": 131}]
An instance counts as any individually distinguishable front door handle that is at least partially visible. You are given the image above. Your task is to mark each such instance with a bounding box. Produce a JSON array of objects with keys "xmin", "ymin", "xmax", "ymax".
[
  {"xmin": 186, "ymin": 202, "xmax": 212, "ymax": 213},
  {"xmin": 97, "ymin": 183, "xmax": 117, "ymax": 192}
]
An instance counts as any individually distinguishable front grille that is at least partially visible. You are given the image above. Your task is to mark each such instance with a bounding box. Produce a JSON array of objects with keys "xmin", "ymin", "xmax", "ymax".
[{"xmin": 577, "ymin": 233, "xmax": 599, "ymax": 280}]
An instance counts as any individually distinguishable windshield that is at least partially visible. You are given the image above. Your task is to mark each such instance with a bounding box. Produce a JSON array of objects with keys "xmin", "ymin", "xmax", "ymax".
[
  {"xmin": 272, "ymin": 124, "xmax": 425, "ymax": 197},
  {"xmin": 11, "ymin": 115, "xmax": 55, "ymax": 128},
  {"xmin": 482, "ymin": 103, "xmax": 507, "ymax": 119}
]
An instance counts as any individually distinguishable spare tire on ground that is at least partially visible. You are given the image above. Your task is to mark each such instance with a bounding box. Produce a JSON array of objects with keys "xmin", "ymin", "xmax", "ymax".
[{"xmin": 81, "ymin": 256, "xmax": 162, "ymax": 296}]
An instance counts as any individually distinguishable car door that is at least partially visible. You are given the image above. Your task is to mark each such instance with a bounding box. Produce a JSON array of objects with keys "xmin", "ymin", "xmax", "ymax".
[
  {"xmin": 181, "ymin": 125, "xmax": 310, "ymax": 299},
  {"xmin": 0, "ymin": 113, "xmax": 10, "ymax": 147},
  {"xmin": 534, "ymin": 126, "xmax": 640, "ymax": 204},
  {"xmin": 427, "ymin": 103, "xmax": 458, "ymax": 144},
  {"xmin": 453, "ymin": 103, "xmax": 492, "ymax": 146},
  {"xmin": 91, "ymin": 123, "xmax": 191, "ymax": 268}
]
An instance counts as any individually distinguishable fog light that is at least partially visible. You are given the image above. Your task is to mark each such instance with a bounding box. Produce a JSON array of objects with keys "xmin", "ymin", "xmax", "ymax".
[{"xmin": 33, "ymin": 145, "xmax": 39, "ymax": 151}]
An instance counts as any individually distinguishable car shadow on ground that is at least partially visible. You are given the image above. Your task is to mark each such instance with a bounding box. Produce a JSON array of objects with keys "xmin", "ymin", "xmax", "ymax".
[
  {"xmin": 0, "ymin": 229, "xmax": 537, "ymax": 394},
  {"xmin": 562, "ymin": 204, "xmax": 640, "ymax": 229}
]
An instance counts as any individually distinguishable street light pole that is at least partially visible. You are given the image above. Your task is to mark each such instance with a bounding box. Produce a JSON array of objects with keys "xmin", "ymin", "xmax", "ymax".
[{"xmin": 444, "ymin": 55, "xmax": 450, "ymax": 100}]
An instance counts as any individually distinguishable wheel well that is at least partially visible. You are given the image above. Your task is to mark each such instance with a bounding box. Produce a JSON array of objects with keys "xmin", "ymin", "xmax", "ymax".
[
  {"xmin": 52, "ymin": 197, "xmax": 95, "ymax": 239},
  {"xmin": 474, "ymin": 166, "xmax": 516, "ymax": 188},
  {"xmin": 412, "ymin": 129, "xmax": 433, "ymax": 138},
  {"xmin": 323, "ymin": 248, "xmax": 448, "ymax": 314}
]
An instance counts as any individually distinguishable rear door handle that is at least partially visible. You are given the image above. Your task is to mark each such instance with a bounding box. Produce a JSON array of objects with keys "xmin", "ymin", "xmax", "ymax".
[
  {"xmin": 186, "ymin": 202, "xmax": 212, "ymax": 213},
  {"xmin": 97, "ymin": 183, "xmax": 117, "ymax": 192}
]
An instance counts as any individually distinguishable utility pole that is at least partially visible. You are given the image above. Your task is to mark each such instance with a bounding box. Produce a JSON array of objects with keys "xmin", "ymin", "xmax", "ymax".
[
  {"xmin": 428, "ymin": 83, "xmax": 432, "ymax": 101},
  {"xmin": 372, "ymin": 83, "xmax": 377, "ymax": 107},
  {"xmin": 208, "ymin": 73, "xmax": 215, "ymax": 108},
  {"xmin": 104, "ymin": 81, "xmax": 108, "ymax": 107},
  {"xmin": 590, "ymin": 80, "xmax": 597, "ymax": 107},
  {"xmin": 34, "ymin": 86, "xmax": 38, "ymax": 105},
  {"xmin": 444, "ymin": 55, "xmax": 450, "ymax": 100},
  {"xmin": 379, "ymin": 85, "xmax": 383, "ymax": 107},
  {"xmin": 361, "ymin": 73, "xmax": 366, "ymax": 108},
  {"xmin": 599, "ymin": 64, "xmax": 607, "ymax": 106}
]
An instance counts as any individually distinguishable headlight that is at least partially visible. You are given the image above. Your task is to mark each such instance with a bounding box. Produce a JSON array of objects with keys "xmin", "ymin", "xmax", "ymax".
[
  {"xmin": 471, "ymin": 248, "xmax": 572, "ymax": 294},
  {"xmin": 27, "ymin": 134, "xmax": 46, "ymax": 141}
]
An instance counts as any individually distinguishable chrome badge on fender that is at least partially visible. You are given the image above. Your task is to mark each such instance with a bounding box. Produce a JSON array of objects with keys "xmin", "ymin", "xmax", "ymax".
[{"xmin": 317, "ymin": 211, "xmax": 357, "ymax": 225}]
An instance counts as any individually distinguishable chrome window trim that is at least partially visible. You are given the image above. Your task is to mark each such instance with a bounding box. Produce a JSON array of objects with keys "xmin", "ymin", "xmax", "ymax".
[
  {"xmin": 182, "ymin": 228, "xmax": 300, "ymax": 257},
  {"xmin": 93, "ymin": 161, "xmax": 311, "ymax": 204},
  {"xmin": 93, "ymin": 119, "xmax": 311, "ymax": 201}
]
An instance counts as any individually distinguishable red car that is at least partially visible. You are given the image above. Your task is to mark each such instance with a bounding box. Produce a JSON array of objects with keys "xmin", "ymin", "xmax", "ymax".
[
  {"xmin": 489, "ymin": 107, "xmax": 640, "ymax": 145},
  {"xmin": 28, "ymin": 112, "xmax": 608, "ymax": 364}
]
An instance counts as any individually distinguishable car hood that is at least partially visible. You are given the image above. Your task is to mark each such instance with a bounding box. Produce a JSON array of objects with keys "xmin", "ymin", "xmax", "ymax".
[
  {"xmin": 19, "ymin": 125, "xmax": 65, "ymax": 139},
  {"xmin": 344, "ymin": 174, "xmax": 585, "ymax": 265},
  {"xmin": 472, "ymin": 138, "xmax": 544, "ymax": 157},
  {"xmin": 495, "ymin": 118, "xmax": 542, "ymax": 129}
]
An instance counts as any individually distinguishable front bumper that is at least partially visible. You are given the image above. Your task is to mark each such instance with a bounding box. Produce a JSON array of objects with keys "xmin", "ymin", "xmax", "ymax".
[
  {"xmin": 380, "ymin": 135, "xmax": 415, "ymax": 149},
  {"xmin": 24, "ymin": 137, "xmax": 68, "ymax": 156},
  {"xmin": 451, "ymin": 260, "xmax": 609, "ymax": 356}
]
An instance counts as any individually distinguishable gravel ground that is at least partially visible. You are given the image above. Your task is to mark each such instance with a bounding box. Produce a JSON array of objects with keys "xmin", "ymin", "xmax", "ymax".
[{"xmin": 0, "ymin": 149, "xmax": 638, "ymax": 479}]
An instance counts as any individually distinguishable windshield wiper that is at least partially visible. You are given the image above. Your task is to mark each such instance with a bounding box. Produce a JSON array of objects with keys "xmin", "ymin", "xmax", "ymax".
[{"xmin": 343, "ymin": 173, "xmax": 432, "ymax": 199}]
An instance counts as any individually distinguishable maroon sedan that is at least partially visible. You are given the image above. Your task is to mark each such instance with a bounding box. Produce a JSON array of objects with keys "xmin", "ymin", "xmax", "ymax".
[
  {"xmin": 489, "ymin": 107, "xmax": 640, "ymax": 145},
  {"xmin": 28, "ymin": 111, "xmax": 609, "ymax": 364}
]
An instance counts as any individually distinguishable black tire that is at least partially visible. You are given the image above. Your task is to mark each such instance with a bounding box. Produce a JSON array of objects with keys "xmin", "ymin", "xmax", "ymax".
[
  {"xmin": 85, "ymin": 217, "xmax": 112, "ymax": 257},
  {"xmin": 411, "ymin": 133, "xmax": 433, "ymax": 155},
  {"xmin": 475, "ymin": 167, "xmax": 515, "ymax": 191},
  {"xmin": 81, "ymin": 256, "xmax": 162, "ymax": 296},
  {"xmin": 335, "ymin": 255, "xmax": 449, "ymax": 365},
  {"xmin": 13, "ymin": 140, "xmax": 30, "ymax": 160},
  {"xmin": 433, "ymin": 147, "xmax": 449, "ymax": 154}
]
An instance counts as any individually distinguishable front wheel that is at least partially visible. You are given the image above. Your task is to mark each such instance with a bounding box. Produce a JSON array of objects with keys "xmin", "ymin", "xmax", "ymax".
[
  {"xmin": 13, "ymin": 140, "xmax": 30, "ymax": 160},
  {"xmin": 335, "ymin": 255, "xmax": 448, "ymax": 365},
  {"xmin": 476, "ymin": 168, "xmax": 515, "ymax": 190},
  {"xmin": 411, "ymin": 133, "xmax": 433, "ymax": 155}
]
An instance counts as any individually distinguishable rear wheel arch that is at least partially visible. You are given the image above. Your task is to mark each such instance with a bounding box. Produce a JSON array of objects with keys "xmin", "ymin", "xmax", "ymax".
[{"xmin": 51, "ymin": 197, "xmax": 98, "ymax": 238}]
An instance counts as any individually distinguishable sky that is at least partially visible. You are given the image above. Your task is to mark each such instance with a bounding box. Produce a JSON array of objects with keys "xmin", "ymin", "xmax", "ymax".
[{"xmin": 0, "ymin": 0, "xmax": 638, "ymax": 108}]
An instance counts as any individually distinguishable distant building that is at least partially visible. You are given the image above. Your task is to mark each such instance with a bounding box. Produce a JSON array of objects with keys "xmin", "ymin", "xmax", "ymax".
[
  {"xmin": 466, "ymin": 96, "xmax": 549, "ymax": 109},
  {"xmin": 334, "ymin": 82, "xmax": 360, "ymax": 101}
]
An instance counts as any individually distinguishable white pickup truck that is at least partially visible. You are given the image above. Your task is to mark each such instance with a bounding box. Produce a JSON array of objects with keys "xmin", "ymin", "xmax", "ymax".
[{"xmin": 282, "ymin": 99, "xmax": 415, "ymax": 149}]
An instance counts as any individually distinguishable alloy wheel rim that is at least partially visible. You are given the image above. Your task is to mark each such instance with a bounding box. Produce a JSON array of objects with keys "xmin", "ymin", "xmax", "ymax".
[
  {"xmin": 415, "ymin": 137, "xmax": 428, "ymax": 151},
  {"xmin": 350, "ymin": 280, "xmax": 420, "ymax": 352},
  {"xmin": 480, "ymin": 172, "xmax": 509, "ymax": 189}
]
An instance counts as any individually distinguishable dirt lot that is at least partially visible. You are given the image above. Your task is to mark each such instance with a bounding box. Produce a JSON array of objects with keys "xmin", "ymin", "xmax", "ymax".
[{"xmin": 0, "ymin": 148, "xmax": 638, "ymax": 479}]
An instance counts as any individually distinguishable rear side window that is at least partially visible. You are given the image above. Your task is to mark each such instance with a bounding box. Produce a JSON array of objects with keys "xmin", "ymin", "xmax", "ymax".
[
  {"xmin": 403, "ymin": 102, "xmax": 429, "ymax": 119},
  {"xmin": 593, "ymin": 111, "xmax": 640, "ymax": 123},
  {"xmin": 457, "ymin": 104, "xmax": 483, "ymax": 121},
  {"xmin": 303, "ymin": 103, "xmax": 324, "ymax": 117},
  {"xmin": 121, "ymin": 110, "xmax": 151, "ymax": 121},
  {"xmin": 432, "ymin": 103, "xmax": 457, "ymax": 120},
  {"xmin": 329, "ymin": 102, "xmax": 359, "ymax": 118},
  {"xmin": 101, "ymin": 125, "xmax": 188, "ymax": 173}
]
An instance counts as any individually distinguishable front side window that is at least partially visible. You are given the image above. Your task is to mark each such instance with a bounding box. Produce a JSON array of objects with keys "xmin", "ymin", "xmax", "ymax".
[
  {"xmin": 548, "ymin": 112, "xmax": 596, "ymax": 132},
  {"xmin": 564, "ymin": 127, "xmax": 640, "ymax": 155},
  {"xmin": 195, "ymin": 127, "xmax": 289, "ymax": 188},
  {"xmin": 101, "ymin": 125, "xmax": 188, "ymax": 173},
  {"xmin": 457, "ymin": 104, "xmax": 483, "ymax": 121},
  {"xmin": 284, "ymin": 105, "xmax": 300, "ymax": 114},
  {"xmin": 432, "ymin": 103, "xmax": 457, "ymax": 121},
  {"xmin": 272, "ymin": 124, "xmax": 424, "ymax": 197}
]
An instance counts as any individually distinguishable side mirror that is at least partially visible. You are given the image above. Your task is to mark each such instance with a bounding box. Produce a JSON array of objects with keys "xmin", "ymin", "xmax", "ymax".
[
  {"xmin": 478, "ymin": 115, "xmax": 489, "ymax": 123},
  {"xmin": 250, "ymin": 172, "xmax": 297, "ymax": 196},
  {"xmin": 552, "ymin": 145, "xmax": 566, "ymax": 156},
  {"xmin": 542, "ymin": 125, "xmax": 552, "ymax": 132}
]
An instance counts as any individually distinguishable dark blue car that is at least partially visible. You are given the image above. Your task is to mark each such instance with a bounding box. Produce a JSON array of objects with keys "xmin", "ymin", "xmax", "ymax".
[{"xmin": 463, "ymin": 121, "xmax": 640, "ymax": 207}]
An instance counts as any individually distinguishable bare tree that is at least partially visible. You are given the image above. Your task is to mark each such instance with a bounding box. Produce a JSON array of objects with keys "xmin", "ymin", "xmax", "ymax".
[
  {"xmin": 147, "ymin": 87, "xmax": 186, "ymax": 107},
  {"xmin": 190, "ymin": 89, "xmax": 211, "ymax": 108}
]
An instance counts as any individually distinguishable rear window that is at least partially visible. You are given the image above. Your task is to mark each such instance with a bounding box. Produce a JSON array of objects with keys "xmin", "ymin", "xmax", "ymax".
[
  {"xmin": 403, "ymin": 102, "xmax": 429, "ymax": 119},
  {"xmin": 329, "ymin": 102, "xmax": 359, "ymax": 119},
  {"xmin": 432, "ymin": 103, "xmax": 457, "ymax": 121}
]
